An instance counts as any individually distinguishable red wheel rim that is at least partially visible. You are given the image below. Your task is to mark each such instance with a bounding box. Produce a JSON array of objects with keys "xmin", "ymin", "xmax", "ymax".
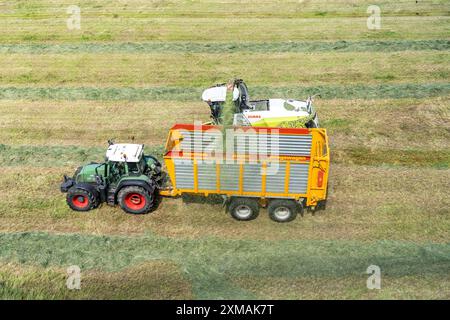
[
  {"xmin": 124, "ymin": 193, "xmax": 146, "ymax": 211},
  {"xmin": 72, "ymin": 195, "xmax": 88, "ymax": 208}
]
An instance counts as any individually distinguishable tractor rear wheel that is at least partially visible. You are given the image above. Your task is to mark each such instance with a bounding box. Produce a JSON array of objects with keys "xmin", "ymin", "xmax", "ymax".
[
  {"xmin": 268, "ymin": 199, "xmax": 300, "ymax": 223},
  {"xmin": 118, "ymin": 186, "xmax": 153, "ymax": 214},
  {"xmin": 228, "ymin": 197, "xmax": 260, "ymax": 221},
  {"xmin": 67, "ymin": 187, "xmax": 98, "ymax": 211}
]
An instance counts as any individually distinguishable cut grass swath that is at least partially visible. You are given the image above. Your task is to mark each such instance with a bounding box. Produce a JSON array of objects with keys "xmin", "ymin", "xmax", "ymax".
[
  {"xmin": 1, "ymin": 144, "xmax": 448, "ymax": 168},
  {"xmin": 0, "ymin": 83, "xmax": 449, "ymax": 101},
  {"xmin": 0, "ymin": 232, "xmax": 449, "ymax": 299},
  {"xmin": 0, "ymin": 40, "xmax": 448, "ymax": 54}
]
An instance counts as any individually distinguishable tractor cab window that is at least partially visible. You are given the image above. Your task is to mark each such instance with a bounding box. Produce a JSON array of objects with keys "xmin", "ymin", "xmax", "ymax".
[
  {"xmin": 127, "ymin": 158, "xmax": 145, "ymax": 175},
  {"xmin": 110, "ymin": 162, "xmax": 126, "ymax": 177},
  {"xmin": 95, "ymin": 163, "xmax": 107, "ymax": 178},
  {"xmin": 139, "ymin": 157, "xmax": 146, "ymax": 172},
  {"xmin": 127, "ymin": 162, "xmax": 140, "ymax": 174}
]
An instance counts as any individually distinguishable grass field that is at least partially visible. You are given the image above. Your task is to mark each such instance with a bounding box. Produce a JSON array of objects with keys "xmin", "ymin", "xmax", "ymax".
[{"xmin": 0, "ymin": 0, "xmax": 449, "ymax": 300}]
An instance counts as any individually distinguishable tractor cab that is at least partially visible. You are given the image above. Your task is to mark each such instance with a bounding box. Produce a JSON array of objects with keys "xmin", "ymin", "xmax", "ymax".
[
  {"xmin": 86, "ymin": 143, "xmax": 148, "ymax": 186},
  {"xmin": 69, "ymin": 144, "xmax": 147, "ymax": 185},
  {"xmin": 105, "ymin": 143, "xmax": 146, "ymax": 176}
]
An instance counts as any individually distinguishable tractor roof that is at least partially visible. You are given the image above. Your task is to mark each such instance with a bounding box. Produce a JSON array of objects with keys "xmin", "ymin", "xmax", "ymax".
[{"xmin": 106, "ymin": 143, "xmax": 144, "ymax": 162}]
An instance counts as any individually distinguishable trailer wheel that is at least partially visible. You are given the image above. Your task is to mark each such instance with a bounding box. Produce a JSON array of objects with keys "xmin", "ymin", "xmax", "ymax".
[
  {"xmin": 228, "ymin": 197, "xmax": 259, "ymax": 221},
  {"xmin": 118, "ymin": 186, "xmax": 153, "ymax": 214},
  {"xmin": 67, "ymin": 187, "xmax": 98, "ymax": 211},
  {"xmin": 268, "ymin": 199, "xmax": 299, "ymax": 223}
]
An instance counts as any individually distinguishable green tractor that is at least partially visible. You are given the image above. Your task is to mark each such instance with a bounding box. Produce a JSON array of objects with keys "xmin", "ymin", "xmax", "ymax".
[{"xmin": 60, "ymin": 142, "xmax": 163, "ymax": 214}]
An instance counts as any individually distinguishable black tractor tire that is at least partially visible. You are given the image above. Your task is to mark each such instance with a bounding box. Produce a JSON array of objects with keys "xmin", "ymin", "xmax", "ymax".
[
  {"xmin": 268, "ymin": 199, "xmax": 300, "ymax": 223},
  {"xmin": 228, "ymin": 197, "xmax": 260, "ymax": 221},
  {"xmin": 118, "ymin": 186, "xmax": 153, "ymax": 214},
  {"xmin": 67, "ymin": 187, "xmax": 98, "ymax": 212},
  {"xmin": 149, "ymin": 190, "xmax": 162, "ymax": 212}
]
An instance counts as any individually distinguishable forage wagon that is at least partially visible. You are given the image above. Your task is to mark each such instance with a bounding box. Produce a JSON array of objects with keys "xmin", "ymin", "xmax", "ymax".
[{"xmin": 61, "ymin": 124, "xmax": 330, "ymax": 222}]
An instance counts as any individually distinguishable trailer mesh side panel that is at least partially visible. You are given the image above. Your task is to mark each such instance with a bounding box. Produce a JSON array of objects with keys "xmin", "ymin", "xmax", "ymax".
[
  {"xmin": 234, "ymin": 133, "xmax": 312, "ymax": 157},
  {"xmin": 243, "ymin": 163, "xmax": 262, "ymax": 192},
  {"xmin": 219, "ymin": 164, "xmax": 240, "ymax": 191},
  {"xmin": 265, "ymin": 163, "xmax": 286, "ymax": 193},
  {"xmin": 277, "ymin": 135, "xmax": 312, "ymax": 156},
  {"xmin": 289, "ymin": 163, "xmax": 309, "ymax": 194},
  {"xmin": 174, "ymin": 159, "xmax": 194, "ymax": 189},
  {"xmin": 197, "ymin": 162, "xmax": 217, "ymax": 190},
  {"xmin": 173, "ymin": 129, "xmax": 312, "ymax": 194},
  {"xmin": 177, "ymin": 130, "xmax": 312, "ymax": 157}
]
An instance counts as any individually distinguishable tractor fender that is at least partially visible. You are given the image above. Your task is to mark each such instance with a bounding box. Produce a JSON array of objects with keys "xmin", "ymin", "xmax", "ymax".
[
  {"xmin": 73, "ymin": 183, "xmax": 100, "ymax": 199},
  {"xmin": 115, "ymin": 180, "xmax": 156, "ymax": 198}
]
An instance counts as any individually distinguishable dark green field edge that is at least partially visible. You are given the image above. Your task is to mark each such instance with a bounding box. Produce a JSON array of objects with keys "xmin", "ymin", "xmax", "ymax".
[
  {"xmin": 1, "ymin": 40, "xmax": 448, "ymax": 54},
  {"xmin": 1, "ymin": 83, "xmax": 449, "ymax": 101},
  {"xmin": 0, "ymin": 144, "xmax": 447, "ymax": 169},
  {"xmin": 0, "ymin": 232, "xmax": 449, "ymax": 299}
]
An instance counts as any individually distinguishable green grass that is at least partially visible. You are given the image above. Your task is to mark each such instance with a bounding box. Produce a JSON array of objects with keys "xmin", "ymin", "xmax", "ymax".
[
  {"xmin": 0, "ymin": 97, "xmax": 447, "ymax": 149},
  {"xmin": 1, "ymin": 164, "xmax": 448, "ymax": 242},
  {"xmin": 1, "ymin": 51, "xmax": 448, "ymax": 86},
  {"xmin": 1, "ymin": 1, "xmax": 449, "ymax": 43},
  {"xmin": 0, "ymin": 0, "xmax": 449, "ymax": 300},
  {"xmin": 5, "ymin": 0, "xmax": 449, "ymax": 18},
  {"xmin": 0, "ymin": 231, "xmax": 449, "ymax": 299},
  {"xmin": 0, "ymin": 261, "xmax": 193, "ymax": 299},
  {"xmin": 234, "ymin": 274, "xmax": 450, "ymax": 299},
  {"xmin": 4, "ymin": 16, "xmax": 447, "ymax": 42},
  {"xmin": 321, "ymin": 118, "xmax": 353, "ymax": 128},
  {"xmin": 333, "ymin": 147, "xmax": 450, "ymax": 169}
]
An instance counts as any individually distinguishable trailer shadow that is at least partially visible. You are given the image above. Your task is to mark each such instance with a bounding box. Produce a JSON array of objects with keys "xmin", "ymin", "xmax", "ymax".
[{"xmin": 181, "ymin": 194, "xmax": 224, "ymax": 206}]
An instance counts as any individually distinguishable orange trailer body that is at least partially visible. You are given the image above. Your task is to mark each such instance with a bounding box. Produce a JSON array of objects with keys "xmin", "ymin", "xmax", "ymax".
[{"xmin": 160, "ymin": 124, "xmax": 330, "ymax": 209}]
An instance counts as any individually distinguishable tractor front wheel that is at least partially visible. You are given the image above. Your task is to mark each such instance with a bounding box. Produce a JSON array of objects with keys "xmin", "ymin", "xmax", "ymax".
[
  {"xmin": 118, "ymin": 186, "xmax": 153, "ymax": 214},
  {"xmin": 67, "ymin": 187, "xmax": 98, "ymax": 211}
]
